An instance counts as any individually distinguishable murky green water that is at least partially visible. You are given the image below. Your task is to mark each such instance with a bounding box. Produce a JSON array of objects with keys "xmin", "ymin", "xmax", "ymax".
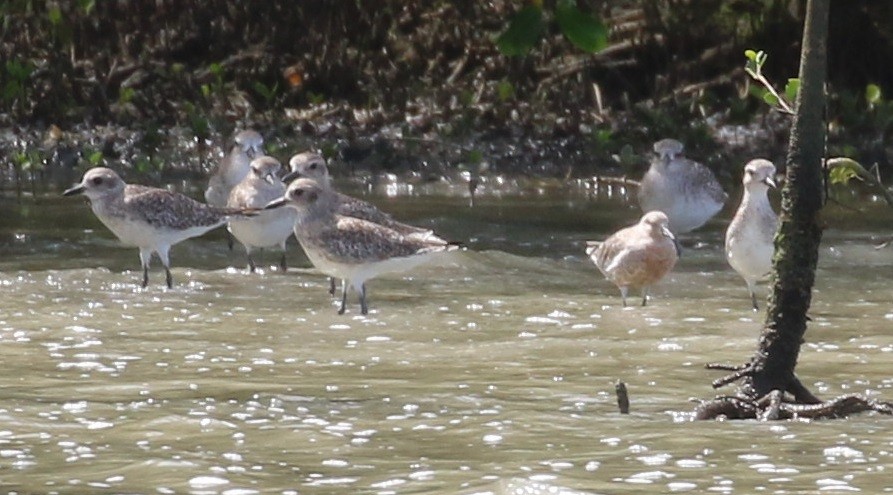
[{"xmin": 2, "ymin": 181, "xmax": 893, "ymax": 494}]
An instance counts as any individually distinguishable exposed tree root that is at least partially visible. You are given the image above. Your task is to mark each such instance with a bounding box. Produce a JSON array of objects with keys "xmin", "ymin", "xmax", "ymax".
[
  {"xmin": 697, "ymin": 361, "xmax": 892, "ymax": 420},
  {"xmin": 695, "ymin": 392, "xmax": 893, "ymax": 421}
]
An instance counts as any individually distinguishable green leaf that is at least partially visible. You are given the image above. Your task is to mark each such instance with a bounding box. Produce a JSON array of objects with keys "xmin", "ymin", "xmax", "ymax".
[
  {"xmin": 496, "ymin": 80, "xmax": 514, "ymax": 101},
  {"xmin": 829, "ymin": 164, "xmax": 859, "ymax": 185},
  {"xmin": 827, "ymin": 157, "xmax": 868, "ymax": 185},
  {"xmin": 784, "ymin": 78, "xmax": 800, "ymax": 104},
  {"xmin": 466, "ymin": 149, "xmax": 484, "ymax": 165},
  {"xmin": 87, "ymin": 150, "xmax": 103, "ymax": 166},
  {"xmin": 6, "ymin": 59, "xmax": 32, "ymax": 80},
  {"xmin": 48, "ymin": 5, "xmax": 62, "ymax": 26},
  {"xmin": 744, "ymin": 49, "xmax": 758, "ymax": 61},
  {"xmin": 555, "ymin": 1, "xmax": 607, "ymax": 53},
  {"xmin": 496, "ymin": 5, "xmax": 544, "ymax": 56},
  {"xmin": 747, "ymin": 84, "xmax": 767, "ymax": 100},
  {"xmin": 79, "ymin": 0, "xmax": 95, "ymax": 15},
  {"xmin": 253, "ymin": 81, "xmax": 271, "ymax": 99},
  {"xmin": 866, "ymin": 83, "xmax": 882, "ymax": 105},
  {"xmin": 762, "ymin": 92, "xmax": 779, "ymax": 107}
]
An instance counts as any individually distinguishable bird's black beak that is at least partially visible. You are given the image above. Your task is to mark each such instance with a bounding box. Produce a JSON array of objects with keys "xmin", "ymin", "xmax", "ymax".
[
  {"xmin": 662, "ymin": 226, "xmax": 681, "ymax": 257},
  {"xmin": 263, "ymin": 197, "xmax": 288, "ymax": 210},
  {"xmin": 281, "ymin": 170, "xmax": 301, "ymax": 183},
  {"xmin": 63, "ymin": 184, "xmax": 85, "ymax": 196}
]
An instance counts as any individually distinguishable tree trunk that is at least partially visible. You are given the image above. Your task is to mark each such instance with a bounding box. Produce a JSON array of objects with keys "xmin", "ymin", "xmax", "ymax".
[
  {"xmin": 746, "ymin": 0, "xmax": 829, "ymax": 402},
  {"xmin": 697, "ymin": 0, "xmax": 893, "ymax": 419}
]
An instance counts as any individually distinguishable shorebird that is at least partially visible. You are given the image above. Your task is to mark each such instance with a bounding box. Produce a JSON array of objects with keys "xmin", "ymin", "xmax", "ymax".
[
  {"xmin": 204, "ymin": 129, "xmax": 264, "ymax": 208},
  {"xmin": 586, "ymin": 211, "xmax": 679, "ymax": 306},
  {"xmin": 638, "ymin": 138, "xmax": 727, "ymax": 233},
  {"xmin": 725, "ymin": 159, "xmax": 778, "ymax": 310},
  {"xmin": 64, "ymin": 167, "xmax": 254, "ymax": 288},
  {"xmin": 227, "ymin": 156, "xmax": 296, "ymax": 272},
  {"xmin": 205, "ymin": 130, "xmax": 264, "ymax": 251},
  {"xmin": 264, "ymin": 178, "xmax": 459, "ymax": 315},
  {"xmin": 285, "ymin": 151, "xmax": 444, "ymax": 295}
]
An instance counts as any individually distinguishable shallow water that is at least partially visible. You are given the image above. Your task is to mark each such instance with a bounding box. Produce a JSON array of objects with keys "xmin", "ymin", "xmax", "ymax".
[{"xmin": 1, "ymin": 183, "xmax": 893, "ymax": 494}]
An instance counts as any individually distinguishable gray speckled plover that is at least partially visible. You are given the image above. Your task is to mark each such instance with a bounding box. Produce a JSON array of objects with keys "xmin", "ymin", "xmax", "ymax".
[
  {"xmin": 264, "ymin": 178, "xmax": 459, "ymax": 315},
  {"xmin": 204, "ymin": 129, "xmax": 264, "ymax": 208},
  {"xmin": 586, "ymin": 211, "xmax": 678, "ymax": 307},
  {"xmin": 286, "ymin": 151, "xmax": 444, "ymax": 295},
  {"xmin": 725, "ymin": 159, "xmax": 778, "ymax": 310},
  {"xmin": 227, "ymin": 156, "xmax": 296, "ymax": 272},
  {"xmin": 64, "ymin": 167, "xmax": 254, "ymax": 288},
  {"xmin": 638, "ymin": 138, "xmax": 727, "ymax": 233}
]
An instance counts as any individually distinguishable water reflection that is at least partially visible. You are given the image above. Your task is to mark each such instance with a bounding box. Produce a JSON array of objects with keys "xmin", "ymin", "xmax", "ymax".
[{"xmin": 0, "ymin": 188, "xmax": 892, "ymax": 493}]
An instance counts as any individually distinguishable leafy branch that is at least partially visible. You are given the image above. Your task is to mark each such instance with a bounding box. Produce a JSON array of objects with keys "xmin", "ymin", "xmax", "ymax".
[{"xmin": 744, "ymin": 49, "xmax": 797, "ymax": 115}]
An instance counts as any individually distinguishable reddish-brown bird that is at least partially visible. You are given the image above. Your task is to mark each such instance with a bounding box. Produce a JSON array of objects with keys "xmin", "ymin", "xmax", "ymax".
[{"xmin": 586, "ymin": 211, "xmax": 679, "ymax": 306}]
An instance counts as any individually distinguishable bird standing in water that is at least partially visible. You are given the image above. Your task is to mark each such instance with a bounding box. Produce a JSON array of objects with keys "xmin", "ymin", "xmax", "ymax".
[
  {"xmin": 227, "ymin": 156, "xmax": 296, "ymax": 272},
  {"xmin": 638, "ymin": 138, "xmax": 727, "ymax": 234},
  {"xmin": 587, "ymin": 211, "xmax": 679, "ymax": 307},
  {"xmin": 64, "ymin": 167, "xmax": 254, "ymax": 288},
  {"xmin": 725, "ymin": 159, "xmax": 778, "ymax": 310},
  {"xmin": 264, "ymin": 178, "xmax": 460, "ymax": 315}
]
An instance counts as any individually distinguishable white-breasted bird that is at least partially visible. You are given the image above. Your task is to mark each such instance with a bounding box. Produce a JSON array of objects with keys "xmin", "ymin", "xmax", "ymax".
[
  {"xmin": 285, "ymin": 151, "xmax": 444, "ymax": 295},
  {"xmin": 64, "ymin": 167, "xmax": 254, "ymax": 288},
  {"xmin": 227, "ymin": 156, "xmax": 296, "ymax": 272},
  {"xmin": 725, "ymin": 159, "xmax": 778, "ymax": 310},
  {"xmin": 264, "ymin": 178, "xmax": 459, "ymax": 315}
]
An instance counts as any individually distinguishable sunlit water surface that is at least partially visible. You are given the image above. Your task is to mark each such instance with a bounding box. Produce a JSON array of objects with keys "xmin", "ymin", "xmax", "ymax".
[{"xmin": 1, "ymin": 183, "xmax": 893, "ymax": 494}]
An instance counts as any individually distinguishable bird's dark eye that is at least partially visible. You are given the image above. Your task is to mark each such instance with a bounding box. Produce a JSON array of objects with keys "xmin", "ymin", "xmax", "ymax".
[
  {"xmin": 309, "ymin": 163, "xmax": 317, "ymax": 170},
  {"xmin": 92, "ymin": 177, "xmax": 104, "ymax": 185},
  {"xmin": 294, "ymin": 189, "xmax": 304, "ymax": 197}
]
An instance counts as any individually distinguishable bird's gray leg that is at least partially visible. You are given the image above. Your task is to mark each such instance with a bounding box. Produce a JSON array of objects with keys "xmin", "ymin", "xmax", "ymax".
[
  {"xmin": 158, "ymin": 246, "xmax": 173, "ymax": 289},
  {"xmin": 328, "ymin": 277, "xmax": 336, "ymax": 296},
  {"xmin": 139, "ymin": 248, "xmax": 152, "ymax": 288},
  {"xmin": 641, "ymin": 287, "xmax": 649, "ymax": 307},
  {"xmin": 620, "ymin": 286, "xmax": 629, "ymax": 307},
  {"xmin": 338, "ymin": 280, "xmax": 348, "ymax": 315},
  {"xmin": 747, "ymin": 280, "xmax": 759, "ymax": 311},
  {"xmin": 247, "ymin": 248, "xmax": 257, "ymax": 273},
  {"xmin": 359, "ymin": 283, "xmax": 368, "ymax": 315},
  {"xmin": 279, "ymin": 248, "xmax": 287, "ymax": 272}
]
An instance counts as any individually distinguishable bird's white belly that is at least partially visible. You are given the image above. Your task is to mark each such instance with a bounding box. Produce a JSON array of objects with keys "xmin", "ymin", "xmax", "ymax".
[
  {"xmin": 299, "ymin": 238, "xmax": 440, "ymax": 285},
  {"xmin": 98, "ymin": 214, "xmax": 221, "ymax": 249},
  {"xmin": 727, "ymin": 230, "xmax": 774, "ymax": 282},
  {"xmin": 229, "ymin": 210, "xmax": 295, "ymax": 249}
]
